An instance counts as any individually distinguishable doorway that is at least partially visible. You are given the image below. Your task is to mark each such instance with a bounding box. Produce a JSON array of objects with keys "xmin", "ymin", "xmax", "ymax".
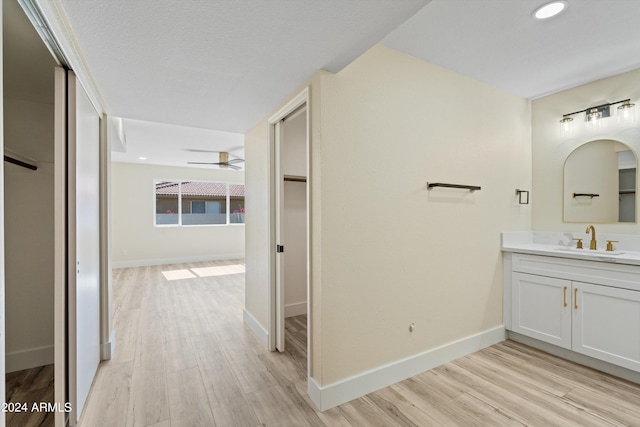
[
  {"xmin": 268, "ymin": 88, "xmax": 310, "ymax": 367},
  {"xmin": 3, "ymin": 1, "xmax": 58, "ymax": 425}
]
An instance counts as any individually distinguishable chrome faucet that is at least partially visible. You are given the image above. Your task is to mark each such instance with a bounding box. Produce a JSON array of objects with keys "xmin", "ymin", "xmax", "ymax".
[{"xmin": 586, "ymin": 225, "xmax": 597, "ymax": 250}]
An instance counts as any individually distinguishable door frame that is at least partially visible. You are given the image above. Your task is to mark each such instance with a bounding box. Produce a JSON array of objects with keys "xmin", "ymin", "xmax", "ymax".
[{"xmin": 267, "ymin": 87, "xmax": 310, "ymax": 368}]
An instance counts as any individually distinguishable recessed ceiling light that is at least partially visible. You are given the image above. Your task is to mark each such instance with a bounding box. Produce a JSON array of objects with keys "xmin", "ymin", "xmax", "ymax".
[
  {"xmin": 138, "ymin": 156, "xmax": 147, "ymax": 160},
  {"xmin": 533, "ymin": 1, "xmax": 567, "ymax": 19}
]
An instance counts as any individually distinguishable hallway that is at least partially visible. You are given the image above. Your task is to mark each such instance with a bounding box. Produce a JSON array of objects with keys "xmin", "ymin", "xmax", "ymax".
[{"xmin": 79, "ymin": 260, "xmax": 640, "ymax": 426}]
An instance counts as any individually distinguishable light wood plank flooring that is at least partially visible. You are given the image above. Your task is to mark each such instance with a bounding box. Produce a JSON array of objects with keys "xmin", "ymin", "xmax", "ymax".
[
  {"xmin": 5, "ymin": 364, "xmax": 55, "ymax": 427},
  {"xmin": 79, "ymin": 260, "xmax": 640, "ymax": 426}
]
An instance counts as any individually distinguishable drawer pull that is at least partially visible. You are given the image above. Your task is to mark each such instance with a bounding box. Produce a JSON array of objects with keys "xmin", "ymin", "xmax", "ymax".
[
  {"xmin": 574, "ymin": 288, "xmax": 578, "ymax": 309},
  {"xmin": 563, "ymin": 286, "xmax": 568, "ymax": 307}
]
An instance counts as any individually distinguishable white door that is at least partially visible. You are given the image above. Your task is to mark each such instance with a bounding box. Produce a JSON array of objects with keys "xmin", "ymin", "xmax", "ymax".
[
  {"xmin": 512, "ymin": 272, "xmax": 572, "ymax": 349},
  {"xmin": 572, "ymin": 281, "xmax": 640, "ymax": 372},
  {"xmin": 274, "ymin": 120, "xmax": 286, "ymax": 352},
  {"xmin": 67, "ymin": 71, "xmax": 102, "ymax": 423}
]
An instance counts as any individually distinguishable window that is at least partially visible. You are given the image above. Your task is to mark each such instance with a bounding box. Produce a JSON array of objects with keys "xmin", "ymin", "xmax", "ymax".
[
  {"xmin": 154, "ymin": 181, "xmax": 244, "ymax": 226},
  {"xmin": 229, "ymin": 184, "xmax": 246, "ymax": 224},
  {"xmin": 155, "ymin": 181, "xmax": 180, "ymax": 225}
]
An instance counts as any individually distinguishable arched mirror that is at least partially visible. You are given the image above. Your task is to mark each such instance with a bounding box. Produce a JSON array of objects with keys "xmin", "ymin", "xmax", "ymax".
[{"xmin": 564, "ymin": 139, "xmax": 637, "ymax": 223}]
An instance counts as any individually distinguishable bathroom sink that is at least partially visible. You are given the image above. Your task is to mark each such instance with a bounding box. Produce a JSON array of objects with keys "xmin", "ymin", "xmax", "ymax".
[{"xmin": 557, "ymin": 247, "xmax": 624, "ymax": 256}]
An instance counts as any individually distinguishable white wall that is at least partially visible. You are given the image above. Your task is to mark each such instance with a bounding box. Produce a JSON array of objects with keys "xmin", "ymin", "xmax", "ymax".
[
  {"xmin": 282, "ymin": 110, "xmax": 307, "ymax": 176},
  {"xmin": 4, "ymin": 98, "xmax": 55, "ymax": 372},
  {"xmin": 532, "ymin": 67, "xmax": 640, "ymax": 233},
  {"xmin": 245, "ymin": 45, "xmax": 531, "ymax": 390},
  {"xmin": 283, "ymin": 182, "xmax": 307, "ymax": 316},
  {"xmin": 111, "ymin": 162, "xmax": 245, "ymax": 267}
]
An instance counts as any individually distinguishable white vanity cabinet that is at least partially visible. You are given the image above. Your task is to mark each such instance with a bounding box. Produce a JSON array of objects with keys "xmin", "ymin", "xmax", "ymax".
[
  {"xmin": 573, "ymin": 281, "xmax": 640, "ymax": 371},
  {"xmin": 512, "ymin": 272, "xmax": 571, "ymax": 349},
  {"xmin": 507, "ymin": 253, "xmax": 640, "ymax": 373}
]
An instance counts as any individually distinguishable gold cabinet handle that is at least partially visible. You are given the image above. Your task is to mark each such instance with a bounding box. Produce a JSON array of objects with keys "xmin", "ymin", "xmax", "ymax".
[
  {"xmin": 563, "ymin": 286, "xmax": 568, "ymax": 307},
  {"xmin": 574, "ymin": 287, "xmax": 578, "ymax": 309}
]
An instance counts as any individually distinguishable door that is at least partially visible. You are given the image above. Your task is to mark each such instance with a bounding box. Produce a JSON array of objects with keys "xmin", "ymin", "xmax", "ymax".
[
  {"xmin": 512, "ymin": 272, "xmax": 571, "ymax": 349},
  {"xmin": 274, "ymin": 120, "xmax": 285, "ymax": 351},
  {"xmin": 572, "ymin": 281, "xmax": 640, "ymax": 372},
  {"xmin": 55, "ymin": 69, "xmax": 102, "ymax": 425}
]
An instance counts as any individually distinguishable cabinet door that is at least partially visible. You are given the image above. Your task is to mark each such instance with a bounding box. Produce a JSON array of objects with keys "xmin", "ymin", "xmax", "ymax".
[
  {"xmin": 512, "ymin": 272, "xmax": 572, "ymax": 349},
  {"xmin": 573, "ymin": 282, "xmax": 640, "ymax": 372}
]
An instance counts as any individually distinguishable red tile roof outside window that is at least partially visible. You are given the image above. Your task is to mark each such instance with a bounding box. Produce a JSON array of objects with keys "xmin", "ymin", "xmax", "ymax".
[{"xmin": 155, "ymin": 181, "xmax": 245, "ymax": 197}]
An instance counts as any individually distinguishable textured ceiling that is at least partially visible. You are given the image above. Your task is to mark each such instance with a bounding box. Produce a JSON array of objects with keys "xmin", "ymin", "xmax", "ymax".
[
  {"xmin": 56, "ymin": 0, "xmax": 430, "ymax": 133},
  {"xmin": 29, "ymin": 0, "xmax": 640, "ymax": 168},
  {"xmin": 382, "ymin": 0, "xmax": 640, "ymax": 99}
]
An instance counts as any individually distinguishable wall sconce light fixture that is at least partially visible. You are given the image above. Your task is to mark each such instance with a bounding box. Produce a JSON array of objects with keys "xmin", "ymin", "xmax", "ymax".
[
  {"xmin": 560, "ymin": 99, "xmax": 634, "ymax": 128},
  {"xmin": 618, "ymin": 99, "xmax": 636, "ymax": 124},
  {"xmin": 560, "ymin": 114, "xmax": 574, "ymax": 137}
]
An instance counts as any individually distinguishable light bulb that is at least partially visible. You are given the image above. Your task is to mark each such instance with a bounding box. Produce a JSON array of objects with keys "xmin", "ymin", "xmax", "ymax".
[
  {"xmin": 559, "ymin": 115, "xmax": 574, "ymax": 137},
  {"xmin": 618, "ymin": 100, "xmax": 636, "ymax": 125}
]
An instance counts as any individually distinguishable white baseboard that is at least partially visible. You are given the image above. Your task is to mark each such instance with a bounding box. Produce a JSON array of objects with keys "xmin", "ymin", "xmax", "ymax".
[
  {"xmin": 112, "ymin": 253, "xmax": 245, "ymax": 268},
  {"xmin": 6, "ymin": 345, "xmax": 55, "ymax": 373},
  {"xmin": 243, "ymin": 309, "xmax": 268, "ymax": 347},
  {"xmin": 285, "ymin": 301, "xmax": 307, "ymax": 318},
  {"xmin": 308, "ymin": 326, "xmax": 506, "ymax": 411}
]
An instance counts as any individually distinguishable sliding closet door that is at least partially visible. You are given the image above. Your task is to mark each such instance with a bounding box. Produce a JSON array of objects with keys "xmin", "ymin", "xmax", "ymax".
[
  {"xmin": 53, "ymin": 67, "xmax": 67, "ymax": 427},
  {"xmin": 274, "ymin": 121, "xmax": 286, "ymax": 351},
  {"xmin": 67, "ymin": 70, "xmax": 101, "ymax": 424}
]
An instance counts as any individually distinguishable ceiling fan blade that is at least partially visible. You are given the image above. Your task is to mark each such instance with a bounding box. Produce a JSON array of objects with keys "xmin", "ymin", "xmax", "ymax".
[
  {"xmin": 187, "ymin": 161, "xmax": 219, "ymax": 165},
  {"xmin": 228, "ymin": 164, "xmax": 242, "ymax": 170},
  {"xmin": 185, "ymin": 149, "xmax": 220, "ymax": 153},
  {"xmin": 226, "ymin": 158, "xmax": 245, "ymax": 164}
]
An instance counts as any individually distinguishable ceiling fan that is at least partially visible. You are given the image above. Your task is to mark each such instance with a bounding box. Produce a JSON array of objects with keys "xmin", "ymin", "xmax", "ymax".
[{"xmin": 187, "ymin": 151, "xmax": 244, "ymax": 170}]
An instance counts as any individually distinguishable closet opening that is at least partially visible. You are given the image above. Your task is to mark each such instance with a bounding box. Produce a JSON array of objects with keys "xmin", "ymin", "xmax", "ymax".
[
  {"xmin": 269, "ymin": 88, "xmax": 310, "ymax": 380},
  {"xmin": 3, "ymin": 0, "xmax": 58, "ymax": 425}
]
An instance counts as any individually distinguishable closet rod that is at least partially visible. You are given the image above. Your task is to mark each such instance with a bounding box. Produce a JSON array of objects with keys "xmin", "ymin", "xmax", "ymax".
[
  {"xmin": 284, "ymin": 175, "xmax": 306, "ymax": 183},
  {"xmin": 4, "ymin": 155, "xmax": 38, "ymax": 171}
]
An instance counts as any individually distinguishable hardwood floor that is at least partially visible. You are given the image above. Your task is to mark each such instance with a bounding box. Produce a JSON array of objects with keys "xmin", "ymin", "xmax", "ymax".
[
  {"xmin": 5, "ymin": 364, "xmax": 55, "ymax": 427},
  {"xmin": 79, "ymin": 260, "xmax": 640, "ymax": 426}
]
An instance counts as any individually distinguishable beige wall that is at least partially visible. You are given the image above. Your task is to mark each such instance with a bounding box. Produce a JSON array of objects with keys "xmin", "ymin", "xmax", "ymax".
[
  {"xmin": 532, "ymin": 67, "xmax": 640, "ymax": 233},
  {"xmin": 318, "ymin": 45, "xmax": 530, "ymax": 383},
  {"xmin": 245, "ymin": 45, "xmax": 531, "ymax": 386},
  {"xmin": 4, "ymin": 98, "xmax": 55, "ymax": 371},
  {"xmin": 111, "ymin": 162, "xmax": 245, "ymax": 267}
]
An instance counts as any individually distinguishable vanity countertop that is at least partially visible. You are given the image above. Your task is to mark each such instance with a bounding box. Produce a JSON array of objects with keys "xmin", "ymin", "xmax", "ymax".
[{"xmin": 502, "ymin": 231, "xmax": 640, "ymax": 266}]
